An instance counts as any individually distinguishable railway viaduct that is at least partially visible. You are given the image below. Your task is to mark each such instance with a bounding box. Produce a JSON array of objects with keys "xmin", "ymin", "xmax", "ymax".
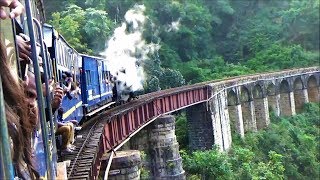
[{"xmin": 65, "ymin": 67, "xmax": 320, "ymax": 179}]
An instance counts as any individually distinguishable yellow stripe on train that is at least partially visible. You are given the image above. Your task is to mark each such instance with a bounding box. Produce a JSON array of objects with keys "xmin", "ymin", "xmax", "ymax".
[{"xmin": 62, "ymin": 101, "xmax": 83, "ymax": 120}]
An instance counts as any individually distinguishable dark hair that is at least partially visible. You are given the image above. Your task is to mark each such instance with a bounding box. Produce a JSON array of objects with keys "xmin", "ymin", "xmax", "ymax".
[
  {"xmin": 57, "ymin": 107, "xmax": 64, "ymax": 115},
  {"xmin": 64, "ymin": 71, "xmax": 72, "ymax": 77},
  {"xmin": 62, "ymin": 73, "xmax": 67, "ymax": 79},
  {"xmin": 0, "ymin": 39, "xmax": 39, "ymax": 179}
]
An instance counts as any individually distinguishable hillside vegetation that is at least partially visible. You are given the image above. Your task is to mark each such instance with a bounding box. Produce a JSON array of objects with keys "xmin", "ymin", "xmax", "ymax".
[
  {"xmin": 44, "ymin": 0, "xmax": 319, "ymax": 91},
  {"xmin": 180, "ymin": 103, "xmax": 320, "ymax": 179},
  {"xmin": 43, "ymin": 1, "xmax": 320, "ymax": 178}
]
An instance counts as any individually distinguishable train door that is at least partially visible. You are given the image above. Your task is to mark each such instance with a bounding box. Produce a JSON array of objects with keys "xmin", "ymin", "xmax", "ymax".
[
  {"xmin": 100, "ymin": 61, "xmax": 107, "ymax": 102},
  {"xmin": 101, "ymin": 61, "xmax": 113, "ymax": 103},
  {"xmin": 97, "ymin": 60, "xmax": 103, "ymax": 102},
  {"xmin": 82, "ymin": 56, "xmax": 100, "ymax": 112}
]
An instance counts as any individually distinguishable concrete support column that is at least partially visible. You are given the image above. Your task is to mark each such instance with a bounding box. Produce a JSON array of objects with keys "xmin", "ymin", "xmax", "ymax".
[
  {"xmin": 280, "ymin": 92, "xmax": 294, "ymax": 116},
  {"xmin": 303, "ymin": 89, "xmax": 309, "ymax": 103},
  {"xmin": 267, "ymin": 94, "xmax": 280, "ymax": 116},
  {"xmin": 289, "ymin": 92, "xmax": 296, "ymax": 116},
  {"xmin": 228, "ymin": 104, "xmax": 244, "ymax": 138},
  {"xmin": 294, "ymin": 88, "xmax": 308, "ymax": 113},
  {"xmin": 249, "ymin": 101, "xmax": 258, "ymax": 131},
  {"xmin": 187, "ymin": 103, "xmax": 214, "ymax": 151},
  {"xmin": 221, "ymin": 90, "xmax": 232, "ymax": 149},
  {"xmin": 209, "ymin": 91, "xmax": 232, "ymax": 151},
  {"xmin": 210, "ymin": 97, "xmax": 223, "ymax": 152},
  {"xmin": 308, "ymin": 86, "xmax": 320, "ymax": 102},
  {"xmin": 254, "ymin": 97, "xmax": 270, "ymax": 129},
  {"xmin": 107, "ymin": 150, "xmax": 141, "ymax": 180},
  {"xmin": 148, "ymin": 115, "xmax": 185, "ymax": 180},
  {"xmin": 129, "ymin": 129, "xmax": 152, "ymax": 177},
  {"xmin": 241, "ymin": 101, "xmax": 257, "ymax": 132}
]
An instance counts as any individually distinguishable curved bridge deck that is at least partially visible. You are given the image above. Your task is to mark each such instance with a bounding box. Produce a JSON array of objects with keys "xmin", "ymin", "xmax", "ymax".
[{"xmin": 63, "ymin": 67, "xmax": 319, "ymax": 179}]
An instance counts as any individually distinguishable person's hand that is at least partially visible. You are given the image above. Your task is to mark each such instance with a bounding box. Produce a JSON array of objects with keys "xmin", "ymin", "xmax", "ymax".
[
  {"xmin": 42, "ymin": 79, "xmax": 53, "ymax": 96},
  {"xmin": 0, "ymin": 0, "xmax": 24, "ymax": 19},
  {"xmin": 16, "ymin": 35, "xmax": 31, "ymax": 62},
  {"xmin": 51, "ymin": 86, "xmax": 63, "ymax": 109}
]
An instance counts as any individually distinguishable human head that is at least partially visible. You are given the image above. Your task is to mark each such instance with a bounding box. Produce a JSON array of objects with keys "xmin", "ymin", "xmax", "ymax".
[
  {"xmin": 24, "ymin": 71, "xmax": 38, "ymax": 126},
  {"xmin": 0, "ymin": 38, "xmax": 39, "ymax": 179}
]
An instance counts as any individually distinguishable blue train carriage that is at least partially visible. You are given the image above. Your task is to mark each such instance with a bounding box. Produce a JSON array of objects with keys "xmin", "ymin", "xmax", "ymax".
[
  {"xmin": 80, "ymin": 54, "xmax": 114, "ymax": 118},
  {"xmin": 43, "ymin": 24, "xmax": 84, "ymax": 124}
]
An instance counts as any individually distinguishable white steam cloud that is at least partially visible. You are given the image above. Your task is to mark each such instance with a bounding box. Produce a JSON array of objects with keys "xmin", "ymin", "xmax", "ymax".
[{"xmin": 102, "ymin": 4, "xmax": 160, "ymax": 92}]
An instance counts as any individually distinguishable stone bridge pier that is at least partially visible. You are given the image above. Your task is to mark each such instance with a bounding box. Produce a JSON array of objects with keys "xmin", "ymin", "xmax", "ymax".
[
  {"xmin": 129, "ymin": 115, "xmax": 185, "ymax": 180},
  {"xmin": 187, "ymin": 71, "xmax": 320, "ymax": 152}
]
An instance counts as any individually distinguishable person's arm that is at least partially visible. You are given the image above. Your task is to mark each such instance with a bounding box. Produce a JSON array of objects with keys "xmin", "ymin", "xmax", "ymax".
[
  {"xmin": 51, "ymin": 86, "xmax": 63, "ymax": 111},
  {"xmin": 16, "ymin": 34, "xmax": 31, "ymax": 62}
]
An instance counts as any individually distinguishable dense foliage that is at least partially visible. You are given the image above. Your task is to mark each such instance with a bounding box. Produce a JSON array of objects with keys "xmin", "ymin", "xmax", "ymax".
[
  {"xmin": 43, "ymin": 1, "xmax": 319, "ymax": 178},
  {"xmin": 43, "ymin": 0, "xmax": 319, "ymax": 90},
  {"xmin": 180, "ymin": 103, "xmax": 320, "ymax": 179}
]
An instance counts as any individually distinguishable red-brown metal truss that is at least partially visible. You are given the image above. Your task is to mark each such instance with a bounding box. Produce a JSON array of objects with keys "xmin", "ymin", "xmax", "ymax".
[{"xmin": 102, "ymin": 85, "xmax": 209, "ymax": 151}]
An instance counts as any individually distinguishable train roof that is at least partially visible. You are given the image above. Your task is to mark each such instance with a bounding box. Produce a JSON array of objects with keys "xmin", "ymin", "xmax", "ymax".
[
  {"xmin": 79, "ymin": 53, "xmax": 106, "ymax": 61},
  {"xmin": 43, "ymin": 24, "xmax": 80, "ymax": 54}
]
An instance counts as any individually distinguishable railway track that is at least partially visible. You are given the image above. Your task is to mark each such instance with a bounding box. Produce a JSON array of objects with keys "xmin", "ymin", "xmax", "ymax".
[
  {"xmin": 61, "ymin": 88, "xmax": 163, "ymax": 179},
  {"xmin": 61, "ymin": 98, "xmax": 149, "ymax": 179}
]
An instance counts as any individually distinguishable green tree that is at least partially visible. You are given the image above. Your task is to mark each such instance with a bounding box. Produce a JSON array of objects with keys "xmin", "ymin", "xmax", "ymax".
[
  {"xmin": 50, "ymin": 4, "xmax": 114, "ymax": 54},
  {"xmin": 280, "ymin": 0, "xmax": 320, "ymax": 50},
  {"xmin": 46, "ymin": 0, "xmax": 319, "ymax": 88}
]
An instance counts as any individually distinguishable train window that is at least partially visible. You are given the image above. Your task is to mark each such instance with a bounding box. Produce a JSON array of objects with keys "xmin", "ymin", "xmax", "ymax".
[
  {"xmin": 60, "ymin": 44, "xmax": 63, "ymax": 66},
  {"xmin": 58, "ymin": 42, "xmax": 62, "ymax": 65},
  {"xmin": 103, "ymin": 71, "xmax": 107, "ymax": 80},
  {"xmin": 107, "ymin": 71, "xmax": 111, "ymax": 81},
  {"xmin": 68, "ymin": 51, "xmax": 72, "ymax": 69},
  {"xmin": 58, "ymin": 70, "xmax": 62, "ymax": 82},
  {"xmin": 60, "ymin": 44, "xmax": 64, "ymax": 66},
  {"xmin": 63, "ymin": 46, "xmax": 67, "ymax": 67},
  {"xmin": 86, "ymin": 70, "xmax": 91, "ymax": 86}
]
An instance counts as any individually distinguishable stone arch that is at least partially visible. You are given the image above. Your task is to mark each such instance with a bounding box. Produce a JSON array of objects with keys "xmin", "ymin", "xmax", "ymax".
[
  {"xmin": 253, "ymin": 84, "xmax": 269, "ymax": 129},
  {"xmin": 279, "ymin": 79, "xmax": 293, "ymax": 116},
  {"xmin": 240, "ymin": 86, "xmax": 255, "ymax": 132},
  {"xmin": 253, "ymin": 84, "xmax": 263, "ymax": 99},
  {"xmin": 267, "ymin": 83, "xmax": 276, "ymax": 96},
  {"xmin": 280, "ymin": 80, "xmax": 290, "ymax": 93},
  {"xmin": 227, "ymin": 89, "xmax": 244, "ymax": 138},
  {"xmin": 293, "ymin": 77, "xmax": 306, "ymax": 113},
  {"xmin": 240, "ymin": 86, "xmax": 250, "ymax": 103},
  {"xmin": 307, "ymin": 75, "xmax": 319, "ymax": 102},
  {"xmin": 267, "ymin": 82, "xmax": 279, "ymax": 116},
  {"xmin": 293, "ymin": 77, "xmax": 303, "ymax": 90},
  {"xmin": 227, "ymin": 90, "xmax": 238, "ymax": 106}
]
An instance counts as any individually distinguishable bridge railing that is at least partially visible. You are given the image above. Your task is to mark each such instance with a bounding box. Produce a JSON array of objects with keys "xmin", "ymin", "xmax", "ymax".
[{"xmin": 101, "ymin": 85, "xmax": 209, "ymax": 151}]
